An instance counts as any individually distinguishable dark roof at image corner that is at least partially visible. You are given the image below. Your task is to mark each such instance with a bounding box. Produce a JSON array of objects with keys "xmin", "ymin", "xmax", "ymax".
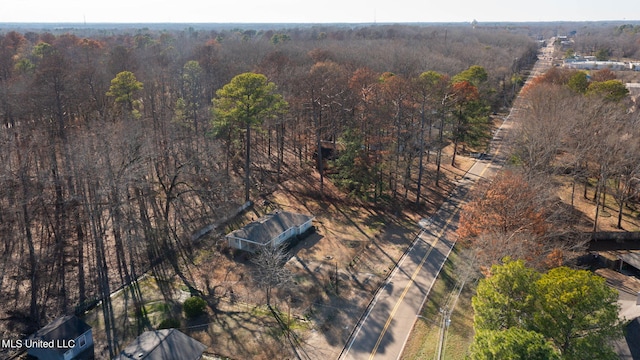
[
  {"xmin": 29, "ymin": 315, "xmax": 92, "ymax": 355},
  {"xmin": 226, "ymin": 211, "xmax": 314, "ymax": 244},
  {"xmin": 31, "ymin": 315, "xmax": 91, "ymax": 341},
  {"xmin": 114, "ymin": 329, "xmax": 206, "ymax": 360}
]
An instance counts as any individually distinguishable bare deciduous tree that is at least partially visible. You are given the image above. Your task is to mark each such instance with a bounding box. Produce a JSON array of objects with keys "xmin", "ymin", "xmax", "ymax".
[{"xmin": 251, "ymin": 245, "xmax": 292, "ymax": 306}]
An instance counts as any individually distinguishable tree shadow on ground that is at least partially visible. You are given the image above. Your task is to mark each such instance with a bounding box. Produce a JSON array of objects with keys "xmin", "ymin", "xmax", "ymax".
[{"xmin": 198, "ymin": 303, "xmax": 295, "ymax": 360}]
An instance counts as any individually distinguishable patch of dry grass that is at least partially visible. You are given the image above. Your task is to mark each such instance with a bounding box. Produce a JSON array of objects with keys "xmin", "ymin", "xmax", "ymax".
[{"xmin": 400, "ymin": 249, "xmax": 476, "ymax": 360}]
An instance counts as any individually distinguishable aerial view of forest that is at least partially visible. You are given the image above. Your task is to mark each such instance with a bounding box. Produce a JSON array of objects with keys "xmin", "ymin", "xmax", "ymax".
[{"xmin": 1, "ymin": 19, "xmax": 640, "ymax": 360}]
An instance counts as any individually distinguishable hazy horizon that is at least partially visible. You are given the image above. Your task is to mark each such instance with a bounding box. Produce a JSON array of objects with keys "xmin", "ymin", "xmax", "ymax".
[{"xmin": 2, "ymin": 0, "xmax": 639, "ymax": 24}]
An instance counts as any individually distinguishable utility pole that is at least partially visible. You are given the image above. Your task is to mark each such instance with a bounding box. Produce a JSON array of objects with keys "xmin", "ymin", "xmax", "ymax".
[
  {"xmin": 436, "ymin": 308, "xmax": 450, "ymax": 360},
  {"xmin": 335, "ymin": 260, "xmax": 339, "ymax": 296}
]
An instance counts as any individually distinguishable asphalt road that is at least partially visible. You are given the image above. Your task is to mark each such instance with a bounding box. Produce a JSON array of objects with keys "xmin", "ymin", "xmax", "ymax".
[
  {"xmin": 339, "ymin": 40, "xmax": 555, "ymax": 360},
  {"xmin": 339, "ymin": 115, "xmax": 506, "ymax": 360}
]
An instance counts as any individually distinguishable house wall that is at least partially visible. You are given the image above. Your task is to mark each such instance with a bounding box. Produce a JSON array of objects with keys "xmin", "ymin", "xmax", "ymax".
[
  {"xmin": 28, "ymin": 329, "xmax": 94, "ymax": 360},
  {"xmin": 70, "ymin": 329, "xmax": 93, "ymax": 358},
  {"xmin": 273, "ymin": 227, "xmax": 296, "ymax": 247},
  {"xmin": 227, "ymin": 236, "xmax": 266, "ymax": 253},
  {"xmin": 243, "ymin": 241, "xmax": 262, "ymax": 253},
  {"xmin": 228, "ymin": 237, "xmax": 243, "ymax": 250},
  {"xmin": 298, "ymin": 220, "xmax": 313, "ymax": 234},
  {"xmin": 227, "ymin": 215, "xmax": 314, "ymax": 252},
  {"xmin": 270, "ymin": 219, "xmax": 313, "ymax": 248},
  {"xmin": 27, "ymin": 347, "xmax": 59, "ymax": 360}
]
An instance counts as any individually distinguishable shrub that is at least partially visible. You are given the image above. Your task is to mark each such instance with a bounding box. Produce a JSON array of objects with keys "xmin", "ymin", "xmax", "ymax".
[{"xmin": 183, "ymin": 296, "xmax": 207, "ymax": 319}]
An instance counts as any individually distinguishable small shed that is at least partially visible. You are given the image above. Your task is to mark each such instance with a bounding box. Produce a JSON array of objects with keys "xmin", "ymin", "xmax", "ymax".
[
  {"xmin": 618, "ymin": 252, "xmax": 640, "ymax": 272},
  {"xmin": 113, "ymin": 329, "xmax": 206, "ymax": 360},
  {"xmin": 226, "ymin": 211, "xmax": 314, "ymax": 253},
  {"xmin": 27, "ymin": 315, "xmax": 94, "ymax": 360}
]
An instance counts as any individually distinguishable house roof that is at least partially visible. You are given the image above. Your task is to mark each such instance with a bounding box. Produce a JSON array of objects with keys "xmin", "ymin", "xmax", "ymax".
[
  {"xmin": 226, "ymin": 211, "xmax": 313, "ymax": 245},
  {"xmin": 31, "ymin": 315, "xmax": 91, "ymax": 342},
  {"xmin": 28, "ymin": 315, "xmax": 92, "ymax": 355},
  {"xmin": 619, "ymin": 252, "xmax": 640, "ymax": 271},
  {"xmin": 113, "ymin": 329, "xmax": 206, "ymax": 360}
]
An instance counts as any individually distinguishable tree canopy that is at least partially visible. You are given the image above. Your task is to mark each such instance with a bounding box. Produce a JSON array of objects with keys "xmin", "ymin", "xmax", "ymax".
[
  {"xmin": 106, "ymin": 70, "xmax": 143, "ymax": 110},
  {"xmin": 532, "ymin": 266, "xmax": 622, "ymax": 360},
  {"xmin": 472, "ymin": 258, "xmax": 540, "ymax": 331},
  {"xmin": 459, "ymin": 171, "xmax": 547, "ymax": 240},
  {"xmin": 457, "ymin": 171, "xmax": 555, "ymax": 269},
  {"xmin": 586, "ymin": 79, "xmax": 630, "ymax": 102},
  {"xmin": 471, "ymin": 259, "xmax": 623, "ymax": 360},
  {"xmin": 469, "ymin": 327, "xmax": 560, "ymax": 360},
  {"xmin": 567, "ymin": 71, "xmax": 589, "ymax": 94},
  {"xmin": 452, "ymin": 65, "xmax": 488, "ymax": 86},
  {"xmin": 332, "ymin": 128, "xmax": 376, "ymax": 199},
  {"xmin": 212, "ymin": 72, "xmax": 287, "ymax": 202}
]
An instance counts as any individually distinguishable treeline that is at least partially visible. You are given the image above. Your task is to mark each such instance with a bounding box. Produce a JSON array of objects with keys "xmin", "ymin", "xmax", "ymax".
[
  {"xmin": 0, "ymin": 24, "xmax": 536, "ymax": 349},
  {"xmin": 459, "ymin": 64, "xmax": 639, "ymax": 360},
  {"xmin": 516, "ymin": 67, "xmax": 639, "ymax": 230},
  {"xmin": 458, "ymin": 65, "xmax": 640, "ymax": 274},
  {"xmin": 571, "ymin": 22, "xmax": 640, "ymax": 59}
]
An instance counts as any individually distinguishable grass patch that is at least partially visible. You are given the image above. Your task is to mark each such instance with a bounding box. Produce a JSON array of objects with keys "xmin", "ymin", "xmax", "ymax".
[
  {"xmin": 442, "ymin": 283, "xmax": 476, "ymax": 359},
  {"xmin": 267, "ymin": 315, "xmax": 310, "ymax": 338},
  {"xmin": 251, "ymin": 305, "xmax": 273, "ymax": 318},
  {"xmin": 400, "ymin": 247, "xmax": 476, "ymax": 360},
  {"xmin": 143, "ymin": 301, "xmax": 171, "ymax": 314}
]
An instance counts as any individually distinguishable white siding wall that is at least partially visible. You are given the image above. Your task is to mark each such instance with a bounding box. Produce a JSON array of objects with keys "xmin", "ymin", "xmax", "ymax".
[
  {"xmin": 299, "ymin": 220, "xmax": 312, "ymax": 234},
  {"xmin": 228, "ymin": 237, "xmax": 242, "ymax": 250},
  {"xmin": 227, "ymin": 215, "xmax": 313, "ymax": 252}
]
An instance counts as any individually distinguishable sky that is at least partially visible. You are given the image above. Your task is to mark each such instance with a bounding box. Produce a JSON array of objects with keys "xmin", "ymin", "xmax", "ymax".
[{"xmin": 1, "ymin": 0, "xmax": 639, "ymax": 24}]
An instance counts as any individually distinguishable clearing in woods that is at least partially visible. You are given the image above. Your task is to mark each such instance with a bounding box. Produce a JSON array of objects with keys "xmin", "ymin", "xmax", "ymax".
[{"xmin": 84, "ymin": 141, "xmax": 476, "ymax": 360}]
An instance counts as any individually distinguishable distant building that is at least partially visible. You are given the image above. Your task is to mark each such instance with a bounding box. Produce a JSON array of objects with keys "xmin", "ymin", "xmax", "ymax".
[
  {"xmin": 556, "ymin": 35, "xmax": 572, "ymax": 47},
  {"xmin": 626, "ymin": 83, "xmax": 640, "ymax": 92},
  {"xmin": 226, "ymin": 211, "xmax": 314, "ymax": 253},
  {"xmin": 27, "ymin": 315, "xmax": 94, "ymax": 360},
  {"xmin": 113, "ymin": 329, "xmax": 206, "ymax": 360},
  {"xmin": 563, "ymin": 60, "xmax": 628, "ymax": 71}
]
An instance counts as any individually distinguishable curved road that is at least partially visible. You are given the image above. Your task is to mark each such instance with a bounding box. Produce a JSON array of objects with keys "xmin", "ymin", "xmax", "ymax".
[{"xmin": 338, "ymin": 40, "xmax": 554, "ymax": 360}]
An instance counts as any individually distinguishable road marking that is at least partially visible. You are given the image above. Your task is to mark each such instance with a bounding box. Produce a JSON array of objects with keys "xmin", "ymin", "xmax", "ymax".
[{"xmin": 367, "ymin": 215, "xmax": 454, "ymax": 359}]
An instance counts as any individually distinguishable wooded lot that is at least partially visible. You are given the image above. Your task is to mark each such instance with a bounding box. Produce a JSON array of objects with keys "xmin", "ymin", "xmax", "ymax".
[{"xmin": 2, "ymin": 22, "xmax": 638, "ymax": 358}]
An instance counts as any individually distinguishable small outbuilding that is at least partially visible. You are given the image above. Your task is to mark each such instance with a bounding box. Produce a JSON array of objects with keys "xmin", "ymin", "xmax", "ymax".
[
  {"xmin": 617, "ymin": 252, "xmax": 640, "ymax": 273},
  {"xmin": 26, "ymin": 315, "xmax": 94, "ymax": 360},
  {"xmin": 113, "ymin": 329, "xmax": 206, "ymax": 360},
  {"xmin": 226, "ymin": 210, "xmax": 314, "ymax": 253}
]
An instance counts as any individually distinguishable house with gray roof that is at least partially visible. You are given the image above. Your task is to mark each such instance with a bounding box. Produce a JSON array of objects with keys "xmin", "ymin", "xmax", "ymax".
[
  {"xmin": 27, "ymin": 315, "xmax": 94, "ymax": 360},
  {"xmin": 226, "ymin": 211, "xmax": 314, "ymax": 253},
  {"xmin": 113, "ymin": 329, "xmax": 206, "ymax": 360}
]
